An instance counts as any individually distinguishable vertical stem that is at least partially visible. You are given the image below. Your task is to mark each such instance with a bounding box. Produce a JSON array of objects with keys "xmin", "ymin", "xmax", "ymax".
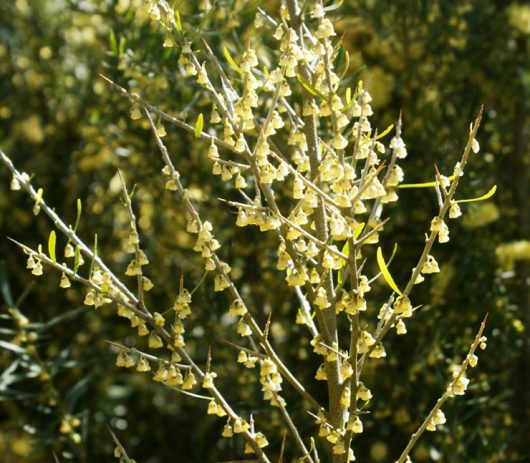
[{"xmin": 285, "ymin": 1, "xmax": 343, "ymax": 457}]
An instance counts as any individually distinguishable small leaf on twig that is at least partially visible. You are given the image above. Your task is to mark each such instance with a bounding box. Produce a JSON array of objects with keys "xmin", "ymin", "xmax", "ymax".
[
  {"xmin": 376, "ymin": 124, "xmax": 394, "ymax": 140},
  {"xmin": 338, "ymin": 223, "xmax": 365, "ymax": 285},
  {"xmin": 397, "ymin": 175, "xmax": 456, "ymax": 189},
  {"xmin": 456, "ymin": 185, "xmax": 497, "ymax": 204},
  {"xmin": 377, "ymin": 246, "xmax": 402, "ymax": 295},
  {"xmin": 223, "ymin": 47, "xmax": 242, "ymax": 75},
  {"xmin": 48, "ymin": 231, "xmax": 56, "ymax": 264},
  {"xmin": 108, "ymin": 30, "xmax": 118, "ymax": 55},
  {"xmin": 324, "ymin": 0, "xmax": 344, "ymax": 11},
  {"xmin": 296, "ymin": 74, "xmax": 323, "ymax": 98},
  {"xmin": 194, "ymin": 113, "xmax": 204, "ymax": 138},
  {"xmin": 73, "ymin": 246, "xmax": 81, "ymax": 274},
  {"xmin": 175, "ymin": 10, "xmax": 183, "ymax": 33}
]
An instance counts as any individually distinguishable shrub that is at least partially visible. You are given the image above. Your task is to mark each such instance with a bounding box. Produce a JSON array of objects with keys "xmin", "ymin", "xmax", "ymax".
[{"xmin": 1, "ymin": 1, "xmax": 496, "ymax": 461}]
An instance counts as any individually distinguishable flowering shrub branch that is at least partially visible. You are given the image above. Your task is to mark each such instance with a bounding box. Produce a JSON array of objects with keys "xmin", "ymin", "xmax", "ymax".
[
  {"xmin": 0, "ymin": 0, "xmax": 495, "ymax": 461},
  {"xmin": 396, "ymin": 315, "xmax": 488, "ymax": 463}
]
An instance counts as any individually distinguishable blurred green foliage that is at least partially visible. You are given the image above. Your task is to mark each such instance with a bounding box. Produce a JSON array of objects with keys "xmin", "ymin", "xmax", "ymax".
[{"xmin": 0, "ymin": 0, "xmax": 528, "ymax": 462}]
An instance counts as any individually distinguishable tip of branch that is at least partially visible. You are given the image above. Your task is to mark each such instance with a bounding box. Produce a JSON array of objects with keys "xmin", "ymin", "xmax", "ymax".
[
  {"xmin": 263, "ymin": 312, "xmax": 273, "ymax": 339},
  {"xmin": 117, "ymin": 169, "xmax": 127, "ymax": 192},
  {"xmin": 6, "ymin": 236, "xmax": 25, "ymax": 248},
  {"xmin": 375, "ymin": 161, "xmax": 387, "ymax": 175},
  {"xmin": 98, "ymin": 73, "xmax": 113, "ymax": 85},
  {"xmin": 99, "ymin": 74, "xmax": 129, "ymax": 97},
  {"xmin": 474, "ymin": 105, "xmax": 484, "ymax": 127},
  {"xmin": 179, "ymin": 269, "xmax": 184, "ymax": 291},
  {"xmin": 107, "ymin": 425, "xmax": 121, "ymax": 447},
  {"xmin": 206, "ymin": 345, "xmax": 213, "ymax": 370}
]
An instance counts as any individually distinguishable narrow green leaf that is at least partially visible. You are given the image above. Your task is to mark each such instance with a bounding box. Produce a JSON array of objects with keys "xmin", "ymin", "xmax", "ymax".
[
  {"xmin": 323, "ymin": 0, "xmax": 344, "ymax": 11},
  {"xmin": 338, "ymin": 242, "xmax": 349, "ymax": 286},
  {"xmin": 74, "ymin": 198, "xmax": 82, "ymax": 232},
  {"xmin": 48, "ymin": 231, "xmax": 57, "ymax": 264},
  {"xmin": 375, "ymin": 124, "xmax": 394, "ymax": 140},
  {"xmin": 100, "ymin": 284, "xmax": 109, "ymax": 297},
  {"xmin": 89, "ymin": 233, "xmax": 98, "ymax": 277},
  {"xmin": 397, "ymin": 175, "xmax": 456, "ymax": 189},
  {"xmin": 190, "ymin": 272, "xmax": 208, "ymax": 295},
  {"xmin": 338, "ymin": 223, "xmax": 365, "ymax": 286},
  {"xmin": 73, "ymin": 246, "xmax": 81, "ymax": 274},
  {"xmin": 174, "ymin": 10, "xmax": 183, "ymax": 33},
  {"xmin": 162, "ymin": 47, "xmax": 172, "ymax": 61},
  {"xmin": 194, "ymin": 113, "xmax": 204, "ymax": 138},
  {"xmin": 338, "ymin": 49, "xmax": 350, "ymax": 81},
  {"xmin": 344, "ymin": 70, "xmax": 367, "ymax": 108},
  {"xmin": 118, "ymin": 37, "xmax": 127, "ymax": 56},
  {"xmin": 456, "ymin": 185, "xmax": 497, "ymax": 204},
  {"xmin": 376, "ymin": 246, "xmax": 402, "ymax": 296},
  {"xmin": 296, "ymin": 73, "xmax": 320, "ymax": 97},
  {"xmin": 93, "ymin": 233, "xmax": 98, "ymax": 258},
  {"xmin": 129, "ymin": 183, "xmax": 137, "ymax": 200},
  {"xmin": 388, "ymin": 242, "xmax": 398, "ymax": 264},
  {"xmin": 345, "ymin": 87, "xmax": 351, "ymax": 104},
  {"xmin": 223, "ymin": 47, "xmax": 242, "ymax": 74},
  {"xmin": 108, "ymin": 30, "xmax": 118, "ymax": 56}
]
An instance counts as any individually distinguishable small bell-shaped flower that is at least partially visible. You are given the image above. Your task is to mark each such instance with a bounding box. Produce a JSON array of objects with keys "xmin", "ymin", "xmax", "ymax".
[
  {"xmin": 148, "ymin": 331, "xmax": 163, "ymax": 349},
  {"xmin": 136, "ymin": 357, "xmax": 151, "ymax": 372}
]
